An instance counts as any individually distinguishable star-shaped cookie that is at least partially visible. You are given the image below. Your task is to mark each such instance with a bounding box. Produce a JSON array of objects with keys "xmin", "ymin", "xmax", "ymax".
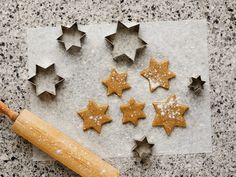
[
  {"xmin": 105, "ymin": 21, "xmax": 147, "ymax": 62},
  {"xmin": 132, "ymin": 137, "xmax": 154, "ymax": 160},
  {"xmin": 140, "ymin": 58, "xmax": 176, "ymax": 92},
  {"xmin": 152, "ymin": 94, "xmax": 189, "ymax": 136},
  {"xmin": 28, "ymin": 64, "xmax": 64, "ymax": 96},
  {"xmin": 57, "ymin": 23, "xmax": 86, "ymax": 51},
  {"xmin": 188, "ymin": 76, "xmax": 206, "ymax": 95},
  {"xmin": 120, "ymin": 98, "xmax": 146, "ymax": 126},
  {"xmin": 102, "ymin": 69, "xmax": 131, "ymax": 97},
  {"xmin": 77, "ymin": 101, "xmax": 112, "ymax": 134}
]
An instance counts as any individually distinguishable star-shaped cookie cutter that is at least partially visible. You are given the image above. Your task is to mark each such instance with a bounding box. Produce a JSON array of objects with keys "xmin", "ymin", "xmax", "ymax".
[
  {"xmin": 188, "ymin": 75, "xmax": 206, "ymax": 95},
  {"xmin": 132, "ymin": 136, "xmax": 154, "ymax": 162},
  {"xmin": 105, "ymin": 21, "xmax": 147, "ymax": 62},
  {"xmin": 28, "ymin": 64, "xmax": 64, "ymax": 97},
  {"xmin": 57, "ymin": 23, "xmax": 86, "ymax": 51}
]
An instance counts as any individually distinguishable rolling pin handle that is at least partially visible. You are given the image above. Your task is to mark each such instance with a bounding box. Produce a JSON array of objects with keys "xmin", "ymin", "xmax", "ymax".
[{"xmin": 0, "ymin": 101, "xmax": 18, "ymax": 121}]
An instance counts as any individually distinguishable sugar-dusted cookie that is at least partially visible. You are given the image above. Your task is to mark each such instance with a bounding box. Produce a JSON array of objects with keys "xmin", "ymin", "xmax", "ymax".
[
  {"xmin": 140, "ymin": 58, "xmax": 176, "ymax": 92},
  {"xmin": 77, "ymin": 100, "xmax": 112, "ymax": 134},
  {"xmin": 152, "ymin": 94, "xmax": 189, "ymax": 135},
  {"xmin": 102, "ymin": 68, "xmax": 131, "ymax": 97},
  {"xmin": 120, "ymin": 98, "xmax": 146, "ymax": 126}
]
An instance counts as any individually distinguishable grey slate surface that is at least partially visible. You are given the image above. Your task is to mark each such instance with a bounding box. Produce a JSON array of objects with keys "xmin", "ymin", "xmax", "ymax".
[{"xmin": 0, "ymin": 0, "xmax": 235, "ymax": 176}]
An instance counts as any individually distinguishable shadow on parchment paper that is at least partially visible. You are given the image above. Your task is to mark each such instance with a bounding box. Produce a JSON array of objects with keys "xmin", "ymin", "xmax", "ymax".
[
  {"xmin": 104, "ymin": 42, "xmax": 132, "ymax": 67},
  {"xmin": 57, "ymin": 36, "xmax": 87, "ymax": 56},
  {"xmin": 114, "ymin": 54, "xmax": 134, "ymax": 66},
  {"xmin": 105, "ymin": 46, "xmax": 147, "ymax": 68}
]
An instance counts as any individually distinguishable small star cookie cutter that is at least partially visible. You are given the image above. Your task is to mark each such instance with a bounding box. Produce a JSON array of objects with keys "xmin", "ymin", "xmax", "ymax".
[
  {"xmin": 28, "ymin": 64, "xmax": 64, "ymax": 97},
  {"xmin": 188, "ymin": 75, "xmax": 206, "ymax": 95},
  {"xmin": 105, "ymin": 21, "xmax": 147, "ymax": 62},
  {"xmin": 132, "ymin": 136, "xmax": 154, "ymax": 162},
  {"xmin": 57, "ymin": 23, "xmax": 86, "ymax": 52}
]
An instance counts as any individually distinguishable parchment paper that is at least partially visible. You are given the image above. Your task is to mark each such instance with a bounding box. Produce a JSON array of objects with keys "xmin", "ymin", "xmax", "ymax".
[{"xmin": 27, "ymin": 20, "xmax": 212, "ymax": 161}]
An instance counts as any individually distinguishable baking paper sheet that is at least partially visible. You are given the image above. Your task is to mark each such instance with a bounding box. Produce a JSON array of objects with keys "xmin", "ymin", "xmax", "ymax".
[{"xmin": 27, "ymin": 20, "xmax": 212, "ymax": 161}]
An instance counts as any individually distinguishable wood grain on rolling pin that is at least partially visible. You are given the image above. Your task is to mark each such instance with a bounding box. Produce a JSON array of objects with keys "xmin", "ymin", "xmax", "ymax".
[{"xmin": 11, "ymin": 109, "xmax": 119, "ymax": 177}]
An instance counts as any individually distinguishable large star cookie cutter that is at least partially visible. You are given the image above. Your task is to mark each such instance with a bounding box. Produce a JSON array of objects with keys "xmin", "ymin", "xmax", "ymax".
[
  {"xmin": 57, "ymin": 23, "xmax": 86, "ymax": 52},
  {"xmin": 105, "ymin": 21, "xmax": 147, "ymax": 62},
  {"xmin": 28, "ymin": 64, "xmax": 64, "ymax": 97}
]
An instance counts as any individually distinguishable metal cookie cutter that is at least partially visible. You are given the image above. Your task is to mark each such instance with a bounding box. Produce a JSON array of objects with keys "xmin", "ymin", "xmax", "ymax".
[
  {"xmin": 132, "ymin": 136, "xmax": 154, "ymax": 162},
  {"xmin": 105, "ymin": 21, "xmax": 147, "ymax": 62},
  {"xmin": 57, "ymin": 23, "xmax": 86, "ymax": 52},
  {"xmin": 28, "ymin": 64, "xmax": 64, "ymax": 97},
  {"xmin": 188, "ymin": 75, "xmax": 206, "ymax": 95}
]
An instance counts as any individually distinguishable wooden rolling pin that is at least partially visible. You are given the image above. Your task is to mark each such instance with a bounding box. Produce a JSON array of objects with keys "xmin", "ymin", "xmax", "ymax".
[{"xmin": 0, "ymin": 101, "xmax": 119, "ymax": 177}]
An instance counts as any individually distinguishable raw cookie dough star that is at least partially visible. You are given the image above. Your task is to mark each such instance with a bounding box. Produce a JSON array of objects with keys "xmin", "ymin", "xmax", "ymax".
[
  {"xmin": 57, "ymin": 23, "xmax": 86, "ymax": 51},
  {"xmin": 77, "ymin": 100, "xmax": 112, "ymax": 134},
  {"xmin": 140, "ymin": 58, "xmax": 176, "ymax": 92},
  {"xmin": 188, "ymin": 75, "xmax": 206, "ymax": 95},
  {"xmin": 132, "ymin": 137, "xmax": 154, "ymax": 160},
  {"xmin": 152, "ymin": 94, "xmax": 189, "ymax": 136},
  {"xmin": 120, "ymin": 98, "xmax": 146, "ymax": 126},
  {"xmin": 102, "ymin": 69, "xmax": 131, "ymax": 97},
  {"xmin": 28, "ymin": 64, "xmax": 64, "ymax": 96}
]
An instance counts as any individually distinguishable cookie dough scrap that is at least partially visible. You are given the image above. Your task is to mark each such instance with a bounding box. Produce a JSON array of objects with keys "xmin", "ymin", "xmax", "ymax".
[
  {"xmin": 152, "ymin": 94, "xmax": 189, "ymax": 136},
  {"xmin": 102, "ymin": 68, "xmax": 131, "ymax": 97},
  {"xmin": 77, "ymin": 100, "xmax": 112, "ymax": 134},
  {"xmin": 140, "ymin": 58, "xmax": 176, "ymax": 92},
  {"xmin": 120, "ymin": 98, "xmax": 146, "ymax": 126}
]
